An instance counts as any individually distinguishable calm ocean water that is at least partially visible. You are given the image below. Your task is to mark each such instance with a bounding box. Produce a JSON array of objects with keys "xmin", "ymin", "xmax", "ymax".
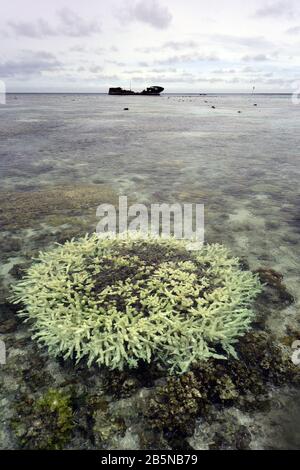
[
  {"xmin": 0, "ymin": 93, "xmax": 299, "ymax": 448},
  {"xmin": 1, "ymin": 93, "xmax": 299, "ymax": 277}
]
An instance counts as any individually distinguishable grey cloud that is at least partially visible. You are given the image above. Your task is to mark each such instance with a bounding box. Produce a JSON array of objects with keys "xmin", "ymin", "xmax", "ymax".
[
  {"xmin": 92, "ymin": 74, "xmax": 120, "ymax": 82},
  {"xmin": 118, "ymin": 0, "xmax": 172, "ymax": 29},
  {"xmin": 240, "ymin": 67, "xmax": 274, "ymax": 77},
  {"xmin": 7, "ymin": 18, "xmax": 56, "ymax": 38},
  {"xmin": 262, "ymin": 77, "xmax": 291, "ymax": 86},
  {"xmin": 128, "ymin": 71, "xmax": 291, "ymax": 86},
  {"xmin": 25, "ymin": 51, "xmax": 57, "ymax": 60},
  {"xmin": 124, "ymin": 66, "xmax": 177, "ymax": 75},
  {"xmin": 225, "ymin": 77, "xmax": 241, "ymax": 84},
  {"xmin": 0, "ymin": 51, "xmax": 61, "ymax": 77},
  {"xmin": 241, "ymin": 66, "xmax": 258, "ymax": 73},
  {"xmin": 136, "ymin": 46, "xmax": 158, "ymax": 53},
  {"xmin": 242, "ymin": 54, "xmax": 270, "ymax": 62},
  {"xmin": 270, "ymin": 50, "xmax": 280, "ymax": 58},
  {"xmin": 254, "ymin": 1, "xmax": 297, "ymax": 19},
  {"xmin": 105, "ymin": 60, "xmax": 126, "ymax": 66},
  {"xmin": 129, "ymin": 74, "xmax": 196, "ymax": 84},
  {"xmin": 155, "ymin": 53, "xmax": 219, "ymax": 65},
  {"xmin": 186, "ymin": 76, "xmax": 223, "ymax": 84},
  {"xmin": 69, "ymin": 45, "xmax": 88, "ymax": 53},
  {"xmin": 57, "ymin": 8, "xmax": 101, "ymax": 37},
  {"xmin": 135, "ymin": 41, "xmax": 199, "ymax": 54},
  {"xmin": 70, "ymin": 45, "xmax": 106, "ymax": 55},
  {"xmin": 215, "ymin": 66, "xmax": 271, "ymax": 76},
  {"xmin": 66, "ymin": 68, "xmax": 119, "ymax": 81},
  {"xmin": 138, "ymin": 61, "xmax": 149, "ymax": 67},
  {"xmin": 211, "ymin": 34, "xmax": 273, "ymax": 48},
  {"xmin": 7, "ymin": 8, "xmax": 101, "ymax": 38},
  {"xmin": 123, "ymin": 69, "xmax": 144, "ymax": 74},
  {"xmin": 137, "ymin": 40, "xmax": 198, "ymax": 53},
  {"xmin": 150, "ymin": 67, "xmax": 177, "ymax": 73},
  {"xmin": 162, "ymin": 40, "xmax": 198, "ymax": 50},
  {"xmin": 94, "ymin": 48, "xmax": 105, "ymax": 54},
  {"xmin": 286, "ymin": 25, "xmax": 300, "ymax": 34},
  {"xmin": 212, "ymin": 68, "xmax": 236, "ymax": 74},
  {"xmin": 89, "ymin": 65, "xmax": 104, "ymax": 73}
]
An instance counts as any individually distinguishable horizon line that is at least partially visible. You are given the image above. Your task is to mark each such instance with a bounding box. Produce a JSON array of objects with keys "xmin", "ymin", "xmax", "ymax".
[{"xmin": 6, "ymin": 91, "xmax": 294, "ymax": 95}]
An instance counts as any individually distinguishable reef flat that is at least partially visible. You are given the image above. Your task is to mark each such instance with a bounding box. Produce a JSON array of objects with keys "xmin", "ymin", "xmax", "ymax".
[
  {"xmin": 0, "ymin": 93, "xmax": 300, "ymax": 449},
  {"xmin": 1, "ymin": 233, "xmax": 299, "ymax": 450},
  {"xmin": 0, "ymin": 184, "xmax": 118, "ymax": 230}
]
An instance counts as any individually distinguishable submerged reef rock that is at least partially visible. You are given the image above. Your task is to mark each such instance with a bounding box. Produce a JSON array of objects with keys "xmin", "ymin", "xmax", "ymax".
[
  {"xmin": 11, "ymin": 233, "xmax": 261, "ymax": 374},
  {"xmin": 11, "ymin": 389, "xmax": 73, "ymax": 449},
  {"xmin": 191, "ymin": 410, "xmax": 252, "ymax": 450},
  {"xmin": 254, "ymin": 268, "xmax": 294, "ymax": 306},
  {"xmin": 145, "ymin": 330, "xmax": 300, "ymax": 440},
  {"xmin": 93, "ymin": 406, "xmax": 126, "ymax": 447},
  {"xmin": 145, "ymin": 372, "xmax": 202, "ymax": 436},
  {"xmin": 0, "ymin": 184, "xmax": 118, "ymax": 230}
]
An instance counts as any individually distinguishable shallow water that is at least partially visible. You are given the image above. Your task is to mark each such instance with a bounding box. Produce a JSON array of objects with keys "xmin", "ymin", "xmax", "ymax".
[
  {"xmin": 0, "ymin": 93, "xmax": 299, "ymax": 449},
  {"xmin": 1, "ymin": 93, "xmax": 299, "ymax": 287}
]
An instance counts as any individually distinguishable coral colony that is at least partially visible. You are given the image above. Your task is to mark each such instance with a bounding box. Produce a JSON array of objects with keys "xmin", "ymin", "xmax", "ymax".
[{"xmin": 12, "ymin": 232, "xmax": 261, "ymax": 374}]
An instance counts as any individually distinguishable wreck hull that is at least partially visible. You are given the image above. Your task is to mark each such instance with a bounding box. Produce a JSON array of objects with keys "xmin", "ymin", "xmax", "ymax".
[{"xmin": 108, "ymin": 86, "xmax": 164, "ymax": 96}]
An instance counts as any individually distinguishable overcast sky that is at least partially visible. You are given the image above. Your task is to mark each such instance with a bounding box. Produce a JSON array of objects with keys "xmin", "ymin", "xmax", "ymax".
[{"xmin": 1, "ymin": 0, "xmax": 300, "ymax": 92}]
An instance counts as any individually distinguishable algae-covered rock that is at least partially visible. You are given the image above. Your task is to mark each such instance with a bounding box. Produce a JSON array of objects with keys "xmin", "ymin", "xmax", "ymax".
[
  {"xmin": 0, "ymin": 184, "xmax": 118, "ymax": 230},
  {"xmin": 144, "ymin": 330, "xmax": 300, "ymax": 439},
  {"xmin": 11, "ymin": 232, "xmax": 261, "ymax": 374},
  {"xmin": 11, "ymin": 389, "xmax": 74, "ymax": 449},
  {"xmin": 236, "ymin": 330, "xmax": 299, "ymax": 387},
  {"xmin": 190, "ymin": 410, "xmax": 252, "ymax": 450},
  {"xmin": 93, "ymin": 412, "xmax": 126, "ymax": 445},
  {"xmin": 103, "ymin": 370, "xmax": 142, "ymax": 398},
  {"xmin": 254, "ymin": 268, "xmax": 294, "ymax": 307},
  {"xmin": 208, "ymin": 417, "xmax": 251, "ymax": 450},
  {"xmin": 93, "ymin": 407, "xmax": 126, "ymax": 447},
  {"xmin": 145, "ymin": 372, "xmax": 202, "ymax": 436}
]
